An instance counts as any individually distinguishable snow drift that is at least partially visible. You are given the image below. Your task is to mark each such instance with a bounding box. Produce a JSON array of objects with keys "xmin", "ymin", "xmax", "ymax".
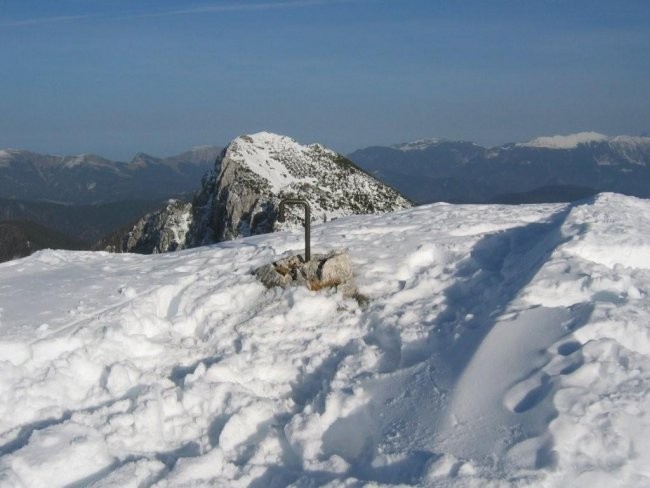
[{"xmin": 0, "ymin": 193, "xmax": 649, "ymax": 487}]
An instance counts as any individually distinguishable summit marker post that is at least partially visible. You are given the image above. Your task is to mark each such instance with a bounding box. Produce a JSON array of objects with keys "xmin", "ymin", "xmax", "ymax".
[{"xmin": 278, "ymin": 198, "xmax": 311, "ymax": 262}]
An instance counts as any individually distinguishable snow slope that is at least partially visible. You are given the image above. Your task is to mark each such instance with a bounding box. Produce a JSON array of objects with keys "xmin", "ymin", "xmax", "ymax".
[
  {"xmin": 391, "ymin": 139, "xmax": 445, "ymax": 151},
  {"xmin": 518, "ymin": 132, "xmax": 610, "ymax": 149},
  {"xmin": 1, "ymin": 193, "xmax": 649, "ymax": 487},
  {"xmin": 518, "ymin": 131, "xmax": 650, "ymax": 152}
]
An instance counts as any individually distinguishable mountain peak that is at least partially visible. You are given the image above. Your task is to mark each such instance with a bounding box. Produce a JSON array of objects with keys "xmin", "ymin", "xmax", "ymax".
[
  {"xmin": 236, "ymin": 131, "xmax": 293, "ymax": 145},
  {"xmin": 128, "ymin": 152, "xmax": 160, "ymax": 169},
  {"xmin": 131, "ymin": 151, "xmax": 156, "ymax": 160},
  {"xmin": 225, "ymin": 132, "xmax": 338, "ymax": 194},
  {"xmin": 516, "ymin": 132, "xmax": 650, "ymax": 153},
  {"xmin": 190, "ymin": 144, "xmax": 220, "ymax": 151},
  {"xmin": 518, "ymin": 132, "xmax": 609, "ymax": 149},
  {"xmin": 391, "ymin": 138, "xmax": 446, "ymax": 151},
  {"xmin": 60, "ymin": 153, "xmax": 112, "ymax": 169},
  {"xmin": 188, "ymin": 131, "xmax": 411, "ymax": 245}
]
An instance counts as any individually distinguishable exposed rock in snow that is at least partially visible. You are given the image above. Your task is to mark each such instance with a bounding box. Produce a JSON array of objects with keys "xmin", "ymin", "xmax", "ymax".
[
  {"xmin": 391, "ymin": 138, "xmax": 445, "ymax": 151},
  {"xmin": 97, "ymin": 199, "xmax": 192, "ymax": 254},
  {"xmin": 60, "ymin": 153, "xmax": 115, "ymax": 170},
  {"xmin": 255, "ymin": 250, "xmax": 357, "ymax": 297},
  {"xmin": 187, "ymin": 132, "xmax": 411, "ymax": 246}
]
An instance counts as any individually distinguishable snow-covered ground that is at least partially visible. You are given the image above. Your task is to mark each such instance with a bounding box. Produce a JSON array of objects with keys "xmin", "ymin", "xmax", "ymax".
[{"xmin": 1, "ymin": 193, "xmax": 649, "ymax": 487}]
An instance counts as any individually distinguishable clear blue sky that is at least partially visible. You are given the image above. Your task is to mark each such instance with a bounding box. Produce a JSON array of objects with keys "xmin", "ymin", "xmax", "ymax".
[{"xmin": 1, "ymin": 0, "xmax": 649, "ymax": 160}]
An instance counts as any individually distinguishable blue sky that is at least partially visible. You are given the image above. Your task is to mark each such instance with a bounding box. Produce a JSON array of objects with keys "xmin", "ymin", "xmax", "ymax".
[{"xmin": 1, "ymin": 0, "xmax": 649, "ymax": 159}]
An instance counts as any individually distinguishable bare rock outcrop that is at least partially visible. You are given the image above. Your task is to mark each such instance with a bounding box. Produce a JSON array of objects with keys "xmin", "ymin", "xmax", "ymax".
[
  {"xmin": 255, "ymin": 250, "xmax": 357, "ymax": 297},
  {"xmin": 96, "ymin": 199, "xmax": 192, "ymax": 254}
]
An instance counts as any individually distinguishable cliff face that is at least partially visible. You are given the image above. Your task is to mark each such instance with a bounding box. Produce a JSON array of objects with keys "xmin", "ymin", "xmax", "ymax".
[
  {"xmin": 96, "ymin": 200, "xmax": 192, "ymax": 254},
  {"xmin": 187, "ymin": 132, "xmax": 411, "ymax": 246}
]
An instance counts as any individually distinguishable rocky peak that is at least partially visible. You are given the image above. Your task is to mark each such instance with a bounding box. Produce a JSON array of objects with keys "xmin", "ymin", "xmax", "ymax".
[
  {"xmin": 187, "ymin": 132, "xmax": 411, "ymax": 246},
  {"xmin": 60, "ymin": 153, "xmax": 114, "ymax": 169}
]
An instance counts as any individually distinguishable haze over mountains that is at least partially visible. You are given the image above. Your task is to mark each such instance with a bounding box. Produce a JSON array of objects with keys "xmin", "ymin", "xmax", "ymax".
[
  {"xmin": 348, "ymin": 132, "xmax": 650, "ymax": 204},
  {"xmin": 0, "ymin": 145, "xmax": 221, "ymax": 204}
]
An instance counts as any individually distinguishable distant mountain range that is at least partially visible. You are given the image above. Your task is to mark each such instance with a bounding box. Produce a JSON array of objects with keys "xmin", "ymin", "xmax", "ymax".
[
  {"xmin": 348, "ymin": 132, "xmax": 650, "ymax": 203},
  {"xmin": 0, "ymin": 145, "xmax": 221, "ymax": 204}
]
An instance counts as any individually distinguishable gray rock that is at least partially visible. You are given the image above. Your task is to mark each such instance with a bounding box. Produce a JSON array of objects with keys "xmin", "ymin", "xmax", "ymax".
[
  {"xmin": 98, "ymin": 199, "xmax": 192, "ymax": 254},
  {"xmin": 255, "ymin": 250, "xmax": 357, "ymax": 297}
]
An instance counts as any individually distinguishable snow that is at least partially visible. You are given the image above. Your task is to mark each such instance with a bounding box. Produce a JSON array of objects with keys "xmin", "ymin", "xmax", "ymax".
[
  {"xmin": 62, "ymin": 154, "xmax": 93, "ymax": 168},
  {"xmin": 0, "ymin": 150, "xmax": 16, "ymax": 167},
  {"xmin": 610, "ymin": 135, "xmax": 650, "ymax": 146},
  {"xmin": 519, "ymin": 132, "xmax": 609, "ymax": 149},
  {"xmin": 391, "ymin": 138, "xmax": 444, "ymax": 151},
  {"xmin": 518, "ymin": 132, "xmax": 650, "ymax": 152},
  {"xmin": 1, "ymin": 193, "xmax": 650, "ymax": 486},
  {"xmin": 227, "ymin": 132, "xmax": 322, "ymax": 193}
]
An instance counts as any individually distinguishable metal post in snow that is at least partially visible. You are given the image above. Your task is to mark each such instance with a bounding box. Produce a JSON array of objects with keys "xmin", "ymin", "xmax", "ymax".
[{"xmin": 278, "ymin": 198, "xmax": 311, "ymax": 262}]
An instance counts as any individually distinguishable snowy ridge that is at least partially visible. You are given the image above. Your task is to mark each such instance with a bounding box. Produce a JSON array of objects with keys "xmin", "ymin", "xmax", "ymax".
[
  {"xmin": 518, "ymin": 132, "xmax": 609, "ymax": 149},
  {"xmin": 518, "ymin": 131, "xmax": 650, "ymax": 151},
  {"xmin": 61, "ymin": 153, "xmax": 115, "ymax": 169},
  {"xmin": 0, "ymin": 150, "xmax": 15, "ymax": 166},
  {"xmin": 225, "ymin": 132, "xmax": 321, "ymax": 194},
  {"xmin": 391, "ymin": 138, "xmax": 445, "ymax": 151},
  {"xmin": 1, "ymin": 193, "xmax": 649, "ymax": 486}
]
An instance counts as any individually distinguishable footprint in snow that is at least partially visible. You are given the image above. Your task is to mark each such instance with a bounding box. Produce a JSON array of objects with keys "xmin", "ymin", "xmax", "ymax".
[{"xmin": 503, "ymin": 339, "xmax": 585, "ymax": 414}]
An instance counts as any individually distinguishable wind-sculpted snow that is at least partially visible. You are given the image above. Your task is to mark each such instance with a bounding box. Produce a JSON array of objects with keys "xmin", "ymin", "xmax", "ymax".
[{"xmin": 1, "ymin": 193, "xmax": 649, "ymax": 486}]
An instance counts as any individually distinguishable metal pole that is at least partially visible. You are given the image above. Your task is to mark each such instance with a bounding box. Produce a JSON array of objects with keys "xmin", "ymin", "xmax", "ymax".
[{"xmin": 278, "ymin": 198, "xmax": 311, "ymax": 261}]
